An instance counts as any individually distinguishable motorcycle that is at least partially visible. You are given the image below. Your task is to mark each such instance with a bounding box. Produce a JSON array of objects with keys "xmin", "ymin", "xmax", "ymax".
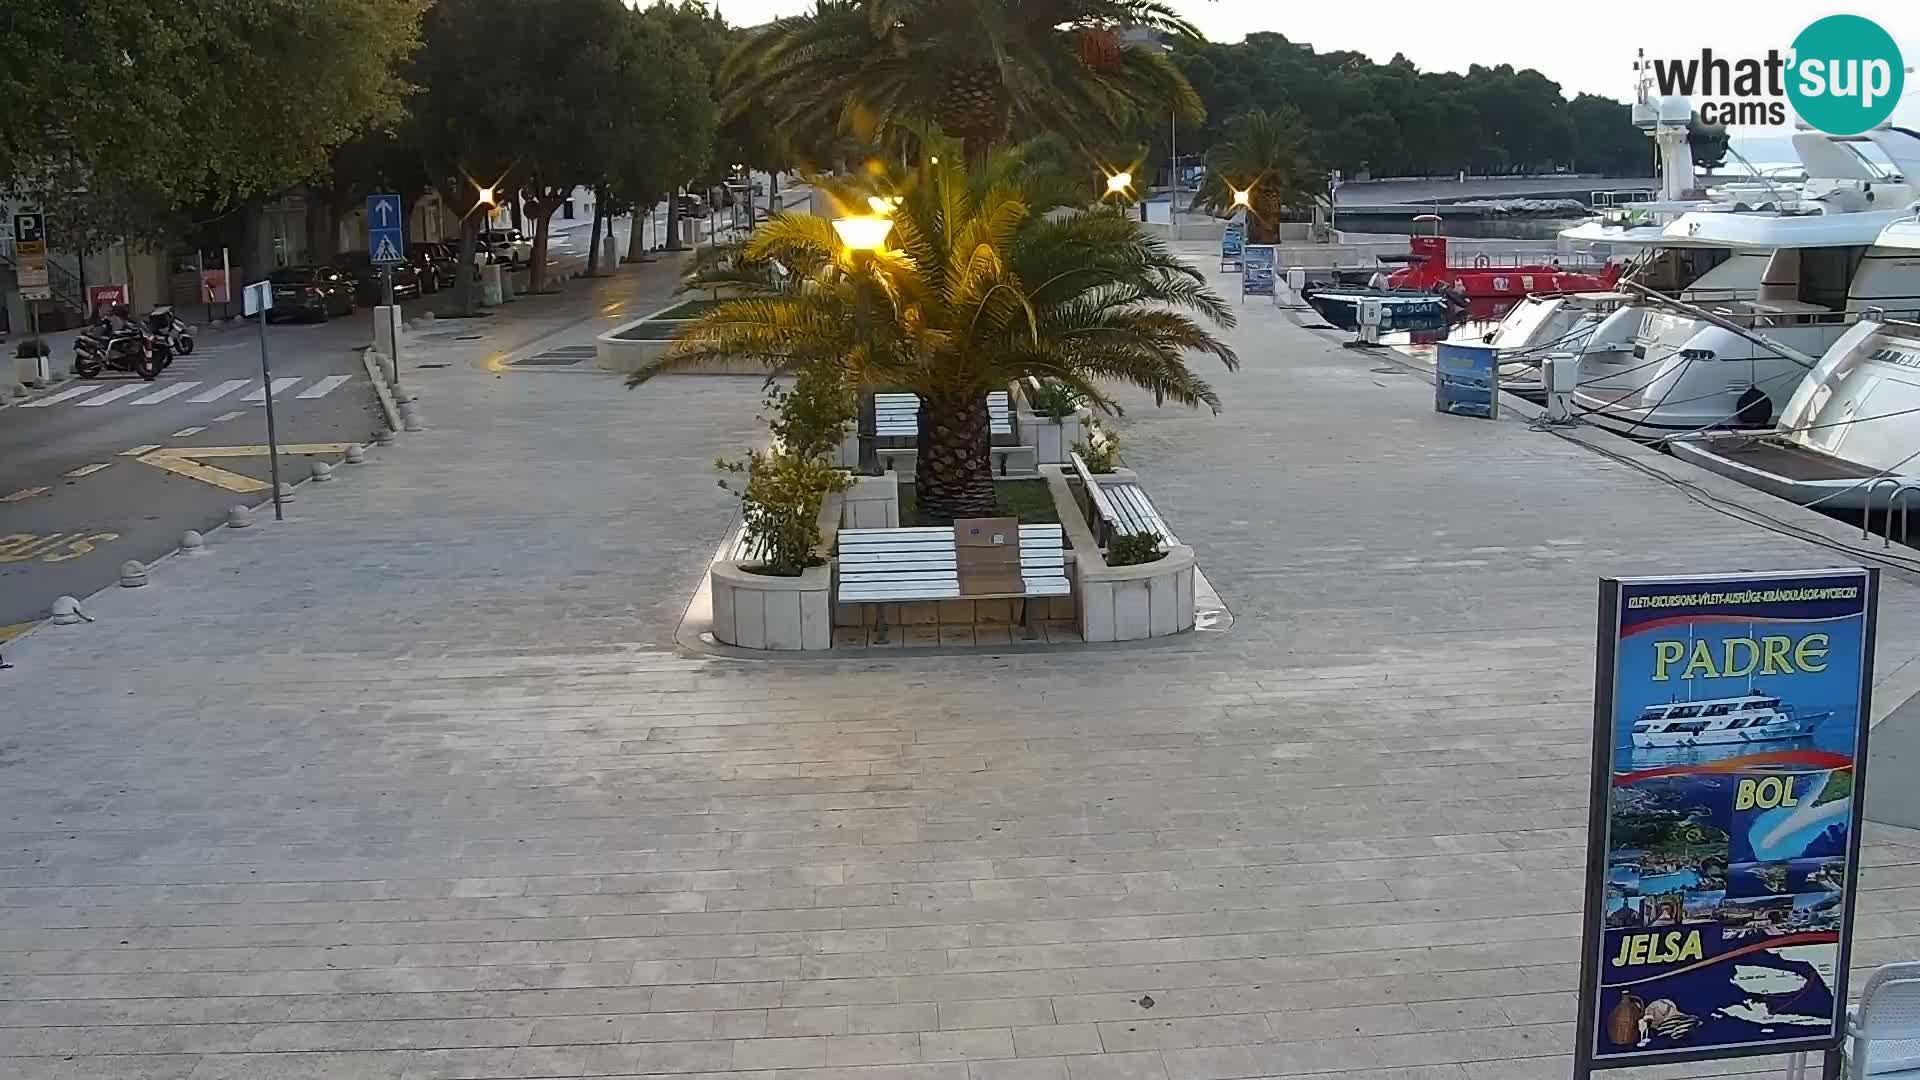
[
  {"xmin": 146, "ymin": 306, "xmax": 194, "ymax": 357},
  {"xmin": 74, "ymin": 322, "xmax": 168, "ymax": 381}
]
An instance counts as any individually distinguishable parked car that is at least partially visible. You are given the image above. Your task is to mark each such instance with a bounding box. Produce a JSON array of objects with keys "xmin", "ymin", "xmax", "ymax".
[
  {"xmin": 336, "ymin": 254, "xmax": 422, "ymax": 303},
  {"xmin": 411, "ymin": 242, "xmax": 458, "ymax": 291},
  {"xmin": 477, "ymin": 228, "xmax": 533, "ymax": 266},
  {"xmin": 264, "ymin": 265, "xmax": 356, "ymax": 323}
]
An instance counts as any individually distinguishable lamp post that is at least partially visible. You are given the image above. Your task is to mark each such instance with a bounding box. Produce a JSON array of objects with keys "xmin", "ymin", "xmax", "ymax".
[{"xmin": 834, "ymin": 211, "xmax": 894, "ymax": 475}]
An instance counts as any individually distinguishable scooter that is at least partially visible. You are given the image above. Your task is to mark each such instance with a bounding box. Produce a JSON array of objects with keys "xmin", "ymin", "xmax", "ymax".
[
  {"xmin": 146, "ymin": 305, "xmax": 194, "ymax": 357},
  {"xmin": 74, "ymin": 322, "xmax": 168, "ymax": 381}
]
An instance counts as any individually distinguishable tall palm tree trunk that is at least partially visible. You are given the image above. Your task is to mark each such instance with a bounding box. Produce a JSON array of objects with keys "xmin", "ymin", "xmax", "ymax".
[{"xmin": 915, "ymin": 393, "xmax": 998, "ymax": 523}]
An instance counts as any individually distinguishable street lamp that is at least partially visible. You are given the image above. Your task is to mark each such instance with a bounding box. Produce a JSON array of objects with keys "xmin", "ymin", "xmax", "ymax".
[
  {"xmin": 835, "ymin": 209, "xmax": 894, "ymax": 474},
  {"xmin": 1232, "ymin": 187, "xmax": 1251, "ymax": 209},
  {"xmin": 1106, "ymin": 171, "xmax": 1133, "ymax": 197}
]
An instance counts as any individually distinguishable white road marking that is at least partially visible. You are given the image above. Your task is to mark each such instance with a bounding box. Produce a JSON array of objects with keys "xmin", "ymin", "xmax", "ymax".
[
  {"xmin": 65, "ymin": 463, "xmax": 111, "ymax": 478},
  {"xmin": 296, "ymin": 374, "xmax": 352, "ymax": 399},
  {"xmin": 21, "ymin": 385, "xmax": 103, "ymax": 408},
  {"xmin": 78, "ymin": 385, "xmax": 147, "ymax": 406},
  {"xmin": 121, "ymin": 444, "xmax": 162, "ymax": 457},
  {"xmin": 243, "ymin": 377, "xmax": 302, "ymax": 402},
  {"xmin": 171, "ymin": 426, "xmax": 206, "ymax": 438},
  {"xmin": 129, "ymin": 382, "xmax": 201, "ymax": 405},
  {"xmin": 189, "ymin": 379, "xmax": 251, "ymax": 403},
  {"xmin": 211, "ymin": 410, "xmax": 247, "ymax": 422}
]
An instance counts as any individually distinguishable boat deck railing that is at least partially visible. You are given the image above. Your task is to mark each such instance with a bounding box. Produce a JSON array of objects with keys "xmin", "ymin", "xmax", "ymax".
[{"xmin": 1865, "ymin": 479, "xmax": 1920, "ymax": 548}]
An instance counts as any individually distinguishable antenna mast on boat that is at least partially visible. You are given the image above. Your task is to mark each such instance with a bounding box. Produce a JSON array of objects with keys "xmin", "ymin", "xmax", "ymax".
[{"xmin": 1631, "ymin": 47, "xmax": 1697, "ymax": 202}]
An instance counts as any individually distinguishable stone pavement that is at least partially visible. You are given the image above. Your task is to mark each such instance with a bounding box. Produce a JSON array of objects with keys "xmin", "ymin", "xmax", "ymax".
[{"xmin": 1, "ymin": 239, "xmax": 1918, "ymax": 1080}]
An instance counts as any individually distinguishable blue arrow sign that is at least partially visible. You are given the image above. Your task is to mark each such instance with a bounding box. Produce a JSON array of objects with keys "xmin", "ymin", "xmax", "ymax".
[{"xmin": 367, "ymin": 194, "xmax": 406, "ymax": 264}]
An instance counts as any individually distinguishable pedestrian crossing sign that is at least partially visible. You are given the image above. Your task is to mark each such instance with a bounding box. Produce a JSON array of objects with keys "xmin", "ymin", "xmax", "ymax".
[
  {"xmin": 366, "ymin": 192, "xmax": 406, "ymax": 264},
  {"xmin": 372, "ymin": 235, "xmax": 404, "ymax": 264}
]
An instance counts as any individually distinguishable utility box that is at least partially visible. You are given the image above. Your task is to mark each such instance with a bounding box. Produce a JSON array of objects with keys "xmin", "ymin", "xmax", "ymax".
[{"xmin": 480, "ymin": 264, "xmax": 504, "ymax": 306}]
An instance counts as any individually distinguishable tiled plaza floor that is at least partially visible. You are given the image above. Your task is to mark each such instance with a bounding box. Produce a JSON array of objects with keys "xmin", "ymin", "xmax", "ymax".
[{"xmin": 1, "ymin": 244, "xmax": 1916, "ymax": 1079}]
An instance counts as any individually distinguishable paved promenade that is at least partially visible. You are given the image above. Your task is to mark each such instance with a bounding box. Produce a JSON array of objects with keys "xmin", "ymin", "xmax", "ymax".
[{"xmin": 1, "ymin": 241, "xmax": 1917, "ymax": 1080}]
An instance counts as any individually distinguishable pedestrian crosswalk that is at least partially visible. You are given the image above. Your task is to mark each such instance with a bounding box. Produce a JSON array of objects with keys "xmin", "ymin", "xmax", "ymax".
[{"xmin": 19, "ymin": 375, "xmax": 355, "ymax": 410}]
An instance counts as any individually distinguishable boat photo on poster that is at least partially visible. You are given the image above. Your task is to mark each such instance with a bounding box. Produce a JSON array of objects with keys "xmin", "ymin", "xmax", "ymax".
[{"xmin": 1575, "ymin": 569, "xmax": 1878, "ymax": 1074}]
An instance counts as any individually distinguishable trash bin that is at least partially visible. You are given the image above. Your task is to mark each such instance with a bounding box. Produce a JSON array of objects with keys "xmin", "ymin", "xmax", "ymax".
[{"xmin": 480, "ymin": 264, "xmax": 504, "ymax": 306}]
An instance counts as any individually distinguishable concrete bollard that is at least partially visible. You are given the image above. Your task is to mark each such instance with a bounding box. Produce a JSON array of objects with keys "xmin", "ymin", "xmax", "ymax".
[
  {"xmin": 374, "ymin": 429, "xmax": 396, "ymax": 446},
  {"xmin": 228, "ymin": 505, "xmax": 254, "ymax": 529},
  {"xmin": 344, "ymin": 445, "xmax": 366, "ymax": 464},
  {"xmin": 310, "ymin": 461, "xmax": 334, "ymax": 483},
  {"xmin": 49, "ymin": 596, "xmax": 86, "ymax": 624},
  {"xmin": 401, "ymin": 402, "xmax": 424, "ymax": 432},
  {"xmin": 180, "ymin": 530, "xmax": 207, "ymax": 556},
  {"xmin": 119, "ymin": 560, "xmax": 148, "ymax": 588},
  {"xmin": 275, "ymin": 481, "xmax": 296, "ymax": 503}
]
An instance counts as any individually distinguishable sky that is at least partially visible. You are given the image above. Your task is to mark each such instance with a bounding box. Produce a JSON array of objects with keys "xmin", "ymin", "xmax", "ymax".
[{"xmin": 715, "ymin": 1, "xmax": 1920, "ymax": 138}]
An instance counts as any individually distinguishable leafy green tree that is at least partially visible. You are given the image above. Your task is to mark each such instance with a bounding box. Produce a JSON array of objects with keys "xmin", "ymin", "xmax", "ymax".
[
  {"xmin": 4, "ymin": 0, "xmax": 421, "ymax": 250},
  {"xmin": 727, "ymin": 0, "xmax": 1203, "ymax": 166},
  {"xmin": 1189, "ymin": 108, "xmax": 1317, "ymax": 243},
  {"xmin": 632, "ymin": 155, "xmax": 1238, "ymax": 522}
]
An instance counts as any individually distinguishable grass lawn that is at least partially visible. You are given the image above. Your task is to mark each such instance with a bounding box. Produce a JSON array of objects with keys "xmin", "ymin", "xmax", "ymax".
[
  {"xmin": 652, "ymin": 298, "xmax": 727, "ymax": 320},
  {"xmin": 898, "ymin": 478, "xmax": 1060, "ymax": 526},
  {"xmin": 613, "ymin": 321, "xmax": 684, "ymax": 340}
]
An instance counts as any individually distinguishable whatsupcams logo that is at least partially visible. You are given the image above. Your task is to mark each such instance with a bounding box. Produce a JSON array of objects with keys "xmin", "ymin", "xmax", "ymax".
[{"xmin": 1645, "ymin": 14, "xmax": 1904, "ymax": 134}]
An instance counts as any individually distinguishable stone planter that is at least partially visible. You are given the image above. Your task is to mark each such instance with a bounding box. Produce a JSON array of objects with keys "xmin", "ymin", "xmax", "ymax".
[
  {"xmin": 708, "ymin": 494, "xmax": 839, "ymax": 651},
  {"xmin": 1018, "ymin": 408, "xmax": 1086, "ymax": 465},
  {"xmin": 709, "ymin": 561, "xmax": 833, "ymax": 650},
  {"xmin": 598, "ymin": 299, "xmax": 773, "ymax": 376},
  {"xmin": 841, "ymin": 471, "xmax": 900, "ymax": 529},
  {"xmin": 1076, "ymin": 546, "xmax": 1198, "ymax": 642}
]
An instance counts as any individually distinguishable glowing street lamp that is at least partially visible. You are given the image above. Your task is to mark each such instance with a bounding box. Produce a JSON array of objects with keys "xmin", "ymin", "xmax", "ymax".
[
  {"xmin": 1106, "ymin": 171, "xmax": 1133, "ymax": 196},
  {"xmin": 833, "ymin": 215, "xmax": 894, "ymax": 253},
  {"xmin": 1232, "ymin": 187, "xmax": 1251, "ymax": 209}
]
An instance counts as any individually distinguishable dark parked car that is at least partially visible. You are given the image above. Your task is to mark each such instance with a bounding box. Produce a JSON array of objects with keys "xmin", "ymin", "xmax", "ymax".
[
  {"xmin": 337, "ymin": 255, "xmax": 422, "ymax": 304},
  {"xmin": 411, "ymin": 242, "xmax": 458, "ymax": 291},
  {"xmin": 265, "ymin": 266, "xmax": 356, "ymax": 323}
]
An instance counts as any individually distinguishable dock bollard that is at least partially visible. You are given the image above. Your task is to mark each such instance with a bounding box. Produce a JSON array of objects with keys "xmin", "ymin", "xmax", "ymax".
[
  {"xmin": 275, "ymin": 481, "xmax": 296, "ymax": 503},
  {"xmin": 119, "ymin": 561, "xmax": 148, "ymax": 588},
  {"xmin": 227, "ymin": 506, "xmax": 254, "ymax": 529},
  {"xmin": 311, "ymin": 461, "xmax": 334, "ymax": 483},
  {"xmin": 344, "ymin": 445, "xmax": 366, "ymax": 464},
  {"xmin": 180, "ymin": 530, "xmax": 207, "ymax": 556},
  {"xmin": 374, "ymin": 429, "xmax": 396, "ymax": 446},
  {"xmin": 49, "ymin": 596, "xmax": 86, "ymax": 624}
]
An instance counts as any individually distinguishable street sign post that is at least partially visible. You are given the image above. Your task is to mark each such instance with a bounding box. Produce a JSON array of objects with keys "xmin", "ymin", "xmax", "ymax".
[
  {"xmin": 243, "ymin": 281, "xmax": 286, "ymax": 521},
  {"xmin": 367, "ymin": 193, "xmax": 406, "ymax": 266},
  {"xmin": 13, "ymin": 210, "xmax": 50, "ymax": 301}
]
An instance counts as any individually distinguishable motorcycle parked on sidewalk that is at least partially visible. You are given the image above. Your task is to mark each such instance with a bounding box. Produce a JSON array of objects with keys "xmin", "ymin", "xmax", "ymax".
[
  {"xmin": 146, "ymin": 305, "xmax": 195, "ymax": 356},
  {"xmin": 74, "ymin": 320, "xmax": 169, "ymax": 381}
]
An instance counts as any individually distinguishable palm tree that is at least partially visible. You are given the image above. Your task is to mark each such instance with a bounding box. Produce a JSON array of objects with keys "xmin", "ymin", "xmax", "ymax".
[
  {"xmin": 1189, "ymin": 108, "xmax": 1320, "ymax": 243},
  {"xmin": 725, "ymin": 0, "xmax": 1203, "ymax": 167},
  {"xmin": 630, "ymin": 156, "xmax": 1238, "ymax": 523}
]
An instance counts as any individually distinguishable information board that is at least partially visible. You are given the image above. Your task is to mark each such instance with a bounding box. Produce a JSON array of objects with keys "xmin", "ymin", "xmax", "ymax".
[
  {"xmin": 1434, "ymin": 341, "xmax": 1498, "ymax": 419},
  {"xmin": 1241, "ymin": 245, "xmax": 1274, "ymax": 297},
  {"xmin": 1575, "ymin": 569, "xmax": 1878, "ymax": 1074},
  {"xmin": 1221, "ymin": 215, "xmax": 1245, "ymax": 272}
]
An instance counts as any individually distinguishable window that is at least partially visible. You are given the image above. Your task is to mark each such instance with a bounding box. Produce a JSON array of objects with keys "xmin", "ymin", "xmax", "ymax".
[
  {"xmin": 1757, "ymin": 698, "xmax": 1781, "ymax": 710},
  {"xmin": 1704, "ymin": 703, "xmax": 1735, "ymax": 716},
  {"xmin": 1637, "ymin": 708, "xmax": 1667, "ymax": 722},
  {"xmin": 1725, "ymin": 718, "xmax": 1751, "ymax": 730},
  {"xmin": 1667, "ymin": 706, "xmax": 1703, "ymax": 719},
  {"xmin": 1666, "ymin": 721, "xmax": 1710, "ymax": 734},
  {"xmin": 1633, "ymin": 722, "xmax": 1654, "ymax": 734}
]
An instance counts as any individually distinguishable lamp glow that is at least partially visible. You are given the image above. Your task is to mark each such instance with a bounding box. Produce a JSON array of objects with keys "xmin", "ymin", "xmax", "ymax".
[
  {"xmin": 833, "ymin": 215, "xmax": 894, "ymax": 252},
  {"xmin": 1232, "ymin": 188, "xmax": 1251, "ymax": 208},
  {"xmin": 866, "ymin": 195, "xmax": 893, "ymax": 214},
  {"xmin": 1106, "ymin": 171, "xmax": 1132, "ymax": 194},
  {"xmin": 476, "ymin": 184, "xmax": 497, "ymax": 207}
]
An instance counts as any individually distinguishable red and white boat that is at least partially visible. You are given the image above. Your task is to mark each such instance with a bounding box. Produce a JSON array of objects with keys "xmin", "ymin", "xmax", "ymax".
[{"xmin": 1384, "ymin": 231, "xmax": 1624, "ymax": 321}]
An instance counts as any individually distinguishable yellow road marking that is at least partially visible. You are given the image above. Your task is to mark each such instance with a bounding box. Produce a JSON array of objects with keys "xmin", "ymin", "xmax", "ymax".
[
  {"xmin": 65, "ymin": 463, "xmax": 110, "ymax": 478},
  {"xmin": 212, "ymin": 410, "xmax": 246, "ymax": 422},
  {"xmin": 136, "ymin": 444, "xmax": 357, "ymax": 494},
  {"xmin": 171, "ymin": 426, "xmax": 206, "ymax": 437},
  {"xmin": 122, "ymin": 444, "xmax": 162, "ymax": 456},
  {"xmin": 0, "ymin": 487, "xmax": 50, "ymax": 503},
  {"xmin": 0, "ymin": 532, "xmax": 119, "ymax": 563},
  {"xmin": 0, "ymin": 621, "xmax": 35, "ymax": 644}
]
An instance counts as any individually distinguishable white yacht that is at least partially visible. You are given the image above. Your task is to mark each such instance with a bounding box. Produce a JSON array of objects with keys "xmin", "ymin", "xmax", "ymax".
[
  {"xmin": 1668, "ymin": 214, "xmax": 1920, "ymax": 512},
  {"xmin": 1569, "ymin": 127, "xmax": 1920, "ymax": 440},
  {"xmin": 1630, "ymin": 692, "xmax": 1825, "ymax": 749}
]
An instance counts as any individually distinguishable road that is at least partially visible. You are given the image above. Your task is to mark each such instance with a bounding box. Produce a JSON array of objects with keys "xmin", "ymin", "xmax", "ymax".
[{"xmin": 0, "ymin": 214, "xmax": 642, "ymax": 640}]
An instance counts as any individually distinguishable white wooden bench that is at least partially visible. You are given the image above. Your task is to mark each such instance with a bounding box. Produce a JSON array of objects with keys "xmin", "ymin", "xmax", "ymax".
[
  {"xmin": 872, "ymin": 391, "xmax": 1027, "ymax": 476},
  {"xmin": 1068, "ymin": 451, "xmax": 1176, "ymax": 549},
  {"xmin": 838, "ymin": 524, "xmax": 1070, "ymax": 640}
]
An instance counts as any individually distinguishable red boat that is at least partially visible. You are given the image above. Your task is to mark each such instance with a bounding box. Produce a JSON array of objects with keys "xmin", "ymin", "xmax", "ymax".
[{"xmin": 1384, "ymin": 234, "xmax": 1623, "ymax": 322}]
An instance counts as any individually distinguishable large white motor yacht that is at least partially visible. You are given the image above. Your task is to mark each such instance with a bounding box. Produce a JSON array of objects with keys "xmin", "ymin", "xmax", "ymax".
[
  {"xmin": 1569, "ymin": 128, "xmax": 1920, "ymax": 440},
  {"xmin": 1668, "ymin": 214, "xmax": 1920, "ymax": 512}
]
